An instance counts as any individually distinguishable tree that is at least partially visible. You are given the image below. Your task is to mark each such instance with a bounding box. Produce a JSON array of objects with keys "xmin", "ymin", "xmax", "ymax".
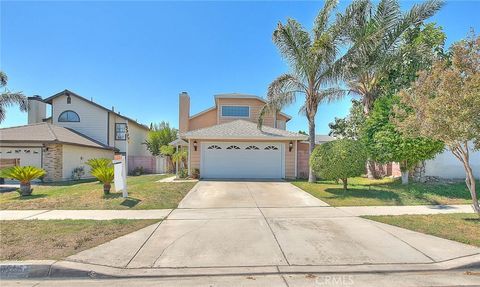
[
  {"xmin": 338, "ymin": 0, "xmax": 444, "ymax": 114},
  {"xmin": 298, "ymin": 130, "xmax": 308, "ymax": 136},
  {"xmin": 144, "ymin": 121, "xmax": 178, "ymax": 156},
  {"xmin": 328, "ymin": 99, "xmax": 365, "ymax": 139},
  {"xmin": 362, "ymin": 96, "xmax": 444, "ymax": 184},
  {"xmin": 310, "ymin": 139, "xmax": 367, "ymax": 190},
  {"xmin": 259, "ymin": 0, "xmax": 347, "ymax": 183},
  {"xmin": 394, "ymin": 32, "xmax": 480, "ymax": 214},
  {"xmin": 0, "ymin": 71, "xmax": 28, "ymax": 123},
  {"xmin": 0, "ymin": 166, "xmax": 45, "ymax": 196}
]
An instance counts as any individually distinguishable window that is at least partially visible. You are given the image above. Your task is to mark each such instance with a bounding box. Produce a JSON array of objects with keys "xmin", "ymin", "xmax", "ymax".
[
  {"xmin": 207, "ymin": 145, "xmax": 222, "ymax": 150},
  {"xmin": 221, "ymin": 106, "xmax": 249, "ymax": 117},
  {"xmin": 245, "ymin": 145, "xmax": 259, "ymax": 150},
  {"xmin": 264, "ymin": 145, "xmax": 279, "ymax": 150},
  {"xmin": 58, "ymin": 110, "xmax": 80, "ymax": 122},
  {"xmin": 115, "ymin": 123, "xmax": 127, "ymax": 140},
  {"xmin": 226, "ymin": 145, "xmax": 240, "ymax": 150}
]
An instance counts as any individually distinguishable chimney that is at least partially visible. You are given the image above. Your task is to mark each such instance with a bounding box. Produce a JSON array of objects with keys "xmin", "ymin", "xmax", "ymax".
[
  {"xmin": 27, "ymin": 95, "xmax": 46, "ymax": 124},
  {"xmin": 179, "ymin": 92, "xmax": 190, "ymax": 134}
]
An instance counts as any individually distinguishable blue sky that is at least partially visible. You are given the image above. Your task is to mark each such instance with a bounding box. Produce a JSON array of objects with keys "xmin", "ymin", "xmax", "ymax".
[{"xmin": 1, "ymin": 1, "xmax": 479, "ymax": 134}]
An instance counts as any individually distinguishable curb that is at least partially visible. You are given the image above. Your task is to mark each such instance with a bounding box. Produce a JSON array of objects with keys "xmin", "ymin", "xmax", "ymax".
[{"xmin": 1, "ymin": 254, "xmax": 479, "ymax": 279}]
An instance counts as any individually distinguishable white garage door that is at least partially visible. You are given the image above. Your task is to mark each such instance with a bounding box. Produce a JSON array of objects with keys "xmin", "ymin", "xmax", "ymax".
[
  {"xmin": 201, "ymin": 142, "xmax": 284, "ymax": 179},
  {"xmin": 0, "ymin": 147, "xmax": 42, "ymax": 167}
]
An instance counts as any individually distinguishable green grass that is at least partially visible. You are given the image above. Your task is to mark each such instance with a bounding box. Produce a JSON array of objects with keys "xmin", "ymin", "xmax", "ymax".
[
  {"xmin": 292, "ymin": 177, "xmax": 475, "ymax": 206},
  {"xmin": 0, "ymin": 174, "xmax": 196, "ymax": 210},
  {"xmin": 0, "ymin": 219, "xmax": 159, "ymax": 260},
  {"xmin": 364, "ymin": 213, "xmax": 480, "ymax": 247}
]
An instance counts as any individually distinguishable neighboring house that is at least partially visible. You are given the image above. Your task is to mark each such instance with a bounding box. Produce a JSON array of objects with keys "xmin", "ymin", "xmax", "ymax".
[
  {"xmin": 178, "ymin": 92, "xmax": 310, "ymax": 179},
  {"xmin": 424, "ymin": 147, "xmax": 480, "ymax": 179},
  {"xmin": 0, "ymin": 89, "xmax": 151, "ymax": 181}
]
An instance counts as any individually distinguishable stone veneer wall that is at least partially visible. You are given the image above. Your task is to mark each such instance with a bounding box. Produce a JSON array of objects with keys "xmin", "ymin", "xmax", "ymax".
[{"xmin": 42, "ymin": 143, "xmax": 63, "ymax": 181}]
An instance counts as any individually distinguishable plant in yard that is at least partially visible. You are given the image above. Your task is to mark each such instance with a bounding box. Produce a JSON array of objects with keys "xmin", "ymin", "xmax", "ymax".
[
  {"xmin": 328, "ymin": 99, "xmax": 365, "ymax": 139},
  {"xmin": 362, "ymin": 96, "xmax": 444, "ymax": 184},
  {"xmin": 0, "ymin": 166, "xmax": 46, "ymax": 196},
  {"xmin": 131, "ymin": 166, "xmax": 144, "ymax": 176},
  {"xmin": 0, "ymin": 71, "xmax": 28, "ymax": 123},
  {"xmin": 191, "ymin": 168, "xmax": 200, "ymax": 179},
  {"xmin": 144, "ymin": 121, "xmax": 178, "ymax": 156},
  {"xmin": 259, "ymin": 0, "xmax": 348, "ymax": 183},
  {"xmin": 85, "ymin": 158, "xmax": 111, "ymax": 170},
  {"xmin": 90, "ymin": 165, "xmax": 115, "ymax": 195},
  {"xmin": 178, "ymin": 168, "xmax": 189, "ymax": 179},
  {"xmin": 71, "ymin": 166, "xmax": 85, "ymax": 181},
  {"xmin": 394, "ymin": 32, "xmax": 480, "ymax": 214},
  {"xmin": 310, "ymin": 139, "xmax": 368, "ymax": 190},
  {"xmin": 172, "ymin": 149, "xmax": 188, "ymax": 171},
  {"xmin": 160, "ymin": 145, "xmax": 175, "ymax": 172}
]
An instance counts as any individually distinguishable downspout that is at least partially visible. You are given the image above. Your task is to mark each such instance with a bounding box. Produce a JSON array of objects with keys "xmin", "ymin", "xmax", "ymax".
[{"xmin": 294, "ymin": 140, "xmax": 297, "ymax": 179}]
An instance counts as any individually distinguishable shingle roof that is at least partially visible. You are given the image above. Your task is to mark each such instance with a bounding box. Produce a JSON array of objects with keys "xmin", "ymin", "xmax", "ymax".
[
  {"xmin": 315, "ymin": 135, "xmax": 336, "ymax": 144},
  {"xmin": 182, "ymin": 120, "xmax": 308, "ymax": 140},
  {"xmin": 0, "ymin": 122, "xmax": 114, "ymax": 150}
]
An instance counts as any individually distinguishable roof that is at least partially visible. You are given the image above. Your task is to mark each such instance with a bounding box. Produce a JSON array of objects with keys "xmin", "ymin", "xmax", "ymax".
[
  {"xmin": 182, "ymin": 120, "xmax": 308, "ymax": 140},
  {"xmin": 0, "ymin": 122, "xmax": 115, "ymax": 150},
  {"xmin": 315, "ymin": 135, "xmax": 336, "ymax": 144},
  {"xmin": 169, "ymin": 138, "xmax": 188, "ymax": 146},
  {"xmin": 189, "ymin": 93, "xmax": 292, "ymax": 121},
  {"xmin": 43, "ymin": 89, "xmax": 150, "ymax": 130}
]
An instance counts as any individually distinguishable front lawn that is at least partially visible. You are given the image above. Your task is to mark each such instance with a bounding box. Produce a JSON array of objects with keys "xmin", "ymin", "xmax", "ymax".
[
  {"xmin": 292, "ymin": 177, "xmax": 475, "ymax": 206},
  {"xmin": 0, "ymin": 219, "xmax": 159, "ymax": 260},
  {"xmin": 363, "ymin": 213, "xmax": 480, "ymax": 247},
  {"xmin": 0, "ymin": 174, "xmax": 196, "ymax": 210}
]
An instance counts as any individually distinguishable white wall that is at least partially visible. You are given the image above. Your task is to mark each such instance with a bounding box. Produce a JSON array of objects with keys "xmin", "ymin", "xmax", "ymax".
[
  {"xmin": 127, "ymin": 123, "xmax": 150, "ymax": 156},
  {"xmin": 53, "ymin": 95, "xmax": 109, "ymax": 145},
  {"xmin": 425, "ymin": 148, "xmax": 480, "ymax": 179},
  {"xmin": 0, "ymin": 144, "xmax": 42, "ymax": 167},
  {"xmin": 62, "ymin": 144, "xmax": 114, "ymax": 180}
]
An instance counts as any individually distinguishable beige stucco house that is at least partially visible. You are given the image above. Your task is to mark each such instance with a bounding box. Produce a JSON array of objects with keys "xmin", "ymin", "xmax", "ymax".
[
  {"xmin": 0, "ymin": 90, "xmax": 151, "ymax": 181},
  {"xmin": 178, "ymin": 92, "xmax": 310, "ymax": 179}
]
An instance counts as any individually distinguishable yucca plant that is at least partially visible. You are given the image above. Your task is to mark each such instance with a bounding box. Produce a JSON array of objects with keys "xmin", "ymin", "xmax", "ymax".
[
  {"xmin": 85, "ymin": 158, "xmax": 112, "ymax": 170},
  {"xmin": 0, "ymin": 166, "xmax": 46, "ymax": 196},
  {"xmin": 91, "ymin": 165, "xmax": 114, "ymax": 195}
]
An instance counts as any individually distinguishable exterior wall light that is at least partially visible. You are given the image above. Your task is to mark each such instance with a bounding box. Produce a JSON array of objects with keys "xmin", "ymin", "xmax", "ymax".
[
  {"xmin": 193, "ymin": 140, "xmax": 198, "ymax": 151},
  {"xmin": 289, "ymin": 141, "xmax": 293, "ymax": 152}
]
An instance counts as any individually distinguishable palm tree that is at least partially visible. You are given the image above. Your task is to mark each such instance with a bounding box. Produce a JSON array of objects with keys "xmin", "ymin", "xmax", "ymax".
[
  {"xmin": 0, "ymin": 71, "xmax": 28, "ymax": 123},
  {"xmin": 259, "ymin": 0, "xmax": 346, "ymax": 183},
  {"xmin": 338, "ymin": 0, "xmax": 444, "ymax": 115}
]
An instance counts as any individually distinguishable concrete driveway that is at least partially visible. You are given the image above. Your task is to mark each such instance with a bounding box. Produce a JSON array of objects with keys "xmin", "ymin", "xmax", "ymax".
[{"xmin": 68, "ymin": 181, "xmax": 480, "ymax": 271}]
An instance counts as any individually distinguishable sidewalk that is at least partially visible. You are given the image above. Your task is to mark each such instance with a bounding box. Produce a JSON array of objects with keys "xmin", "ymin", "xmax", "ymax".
[
  {"xmin": 0, "ymin": 209, "xmax": 172, "ymax": 220},
  {"xmin": 337, "ymin": 204, "xmax": 475, "ymax": 216}
]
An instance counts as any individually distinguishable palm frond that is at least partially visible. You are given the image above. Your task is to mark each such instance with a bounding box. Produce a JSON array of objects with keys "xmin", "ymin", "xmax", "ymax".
[
  {"xmin": 313, "ymin": 0, "xmax": 338, "ymax": 39},
  {"xmin": 0, "ymin": 92, "xmax": 28, "ymax": 123},
  {"xmin": 0, "ymin": 71, "xmax": 7, "ymax": 87}
]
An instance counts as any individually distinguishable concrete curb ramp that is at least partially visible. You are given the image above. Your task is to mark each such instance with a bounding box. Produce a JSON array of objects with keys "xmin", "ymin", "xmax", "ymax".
[{"xmin": 1, "ymin": 254, "xmax": 480, "ymax": 279}]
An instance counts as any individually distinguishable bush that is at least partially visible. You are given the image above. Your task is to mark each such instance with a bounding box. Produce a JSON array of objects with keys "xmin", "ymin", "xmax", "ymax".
[
  {"xmin": 71, "ymin": 166, "xmax": 85, "ymax": 180},
  {"xmin": 178, "ymin": 168, "xmax": 188, "ymax": 179},
  {"xmin": 0, "ymin": 166, "xmax": 46, "ymax": 196},
  {"xmin": 131, "ymin": 166, "xmax": 144, "ymax": 176},
  {"xmin": 191, "ymin": 168, "xmax": 200, "ymax": 179},
  {"xmin": 310, "ymin": 139, "xmax": 367, "ymax": 190},
  {"xmin": 91, "ymin": 165, "xmax": 114, "ymax": 195},
  {"xmin": 85, "ymin": 158, "xmax": 111, "ymax": 170}
]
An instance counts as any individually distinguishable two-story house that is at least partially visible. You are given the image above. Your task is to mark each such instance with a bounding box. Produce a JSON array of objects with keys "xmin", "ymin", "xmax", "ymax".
[
  {"xmin": 0, "ymin": 89, "xmax": 150, "ymax": 181},
  {"xmin": 178, "ymin": 92, "xmax": 309, "ymax": 179}
]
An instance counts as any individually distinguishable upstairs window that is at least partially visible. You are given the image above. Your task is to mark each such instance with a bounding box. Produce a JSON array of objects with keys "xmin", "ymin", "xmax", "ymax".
[
  {"xmin": 115, "ymin": 123, "xmax": 127, "ymax": 140},
  {"xmin": 58, "ymin": 110, "xmax": 80, "ymax": 122},
  {"xmin": 221, "ymin": 106, "xmax": 249, "ymax": 117}
]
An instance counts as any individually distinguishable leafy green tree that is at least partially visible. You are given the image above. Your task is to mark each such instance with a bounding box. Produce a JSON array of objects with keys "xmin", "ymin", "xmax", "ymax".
[
  {"xmin": 328, "ymin": 99, "xmax": 365, "ymax": 139},
  {"xmin": 259, "ymin": 0, "xmax": 348, "ymax": 183},
  {"xmin": 0, "ymin": 71, "xmax": 27, "ymax": 123},
  {"xmin": 394, "ymin": 32, "xmax": 480, "ymax": 214},
  {"xmin": 362, "ymin": 96, "xmax": 444, "ymax": 184},
  {"xmin": 144, "ymin": 121, "xmax": 178, "ymax": 156},
  {"xmin": 160, "ymin": 145, "xmax": 175, "ymax": 172},
  {"xmin": 310, "ymin": 139, "xmax": 367, "ymax": 190}
]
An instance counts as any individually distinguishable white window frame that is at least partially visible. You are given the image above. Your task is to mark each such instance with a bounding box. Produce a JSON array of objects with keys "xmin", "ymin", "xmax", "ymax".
[{"xmin": 220, "ymin": 105, "xmax": 250, "ymax": 118}]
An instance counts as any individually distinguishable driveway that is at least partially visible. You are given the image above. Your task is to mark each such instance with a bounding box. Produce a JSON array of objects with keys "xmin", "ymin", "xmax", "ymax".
[{"xmin": 68, "ymin": 181, "xmax": 480, "ymax": 270}]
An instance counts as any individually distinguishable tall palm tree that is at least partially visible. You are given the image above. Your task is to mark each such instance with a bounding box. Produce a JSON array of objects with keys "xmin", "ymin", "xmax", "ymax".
[
  {"xmin": 0, "ymin": 71, "xmax": 27, "ymax": 123},
  {"xmin": 259, "ymin": 0, "xmax": 346, "ymax": 183},
  {"xmin": 338, "ymin": 0, "xmax": 444, "ymax": 114}
]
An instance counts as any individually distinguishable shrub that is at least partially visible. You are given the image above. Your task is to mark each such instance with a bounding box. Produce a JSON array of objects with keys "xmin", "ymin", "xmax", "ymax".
[
  {"xmin": 85, "ymin": 158, "xmax": 111, "ymax": 170},
  {"xmin": 0, "ymin": 166, "xmax": 46, "ymax": 196},
  {"xmin": 91, "ymin": 165, "xmax": 114, "ymax": 195},
  {"xmin": 131, "ymin": 166, "xmax": 144, "ymax": 176},
  {"xmin": 178, "ymin": 168, "xmax": 188, "ymax": 179},
  {"xmin": 310, "ymin": 139, "xmax": 368, "ymax": 190},
  {"xmin": 71, "ymin": 166, "xmax": 85, "ymax": 180},
  {"xmin": 191, "ymin": 168, "xmax": 200, "ymax": 179}
]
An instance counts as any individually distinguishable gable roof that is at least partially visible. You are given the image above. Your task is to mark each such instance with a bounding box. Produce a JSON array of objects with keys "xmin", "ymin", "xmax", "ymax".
[
  {"xmin": 43, "ymin": 89, "xmax": 149, "ymax": 130},
  {"xmin": 315, "ymin": 135, "xmax": 336, "ymax": 144},
  {"xmin": 182, "ymin": 120, "xmax": 308, "ymax": 140},
  {"xmin": 0, "ymin": 122, "xmax": 115, "ymax": 150}
]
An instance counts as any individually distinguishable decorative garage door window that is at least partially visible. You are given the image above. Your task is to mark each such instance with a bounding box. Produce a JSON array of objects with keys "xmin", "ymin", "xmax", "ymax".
[
  {"xmin": 245, "ymin": 145, "xmax": 259, "ymax": 150},
  {"xmin": 226, "ymin": 145, "xmax": 240, "ymax": 150},
  {"xmin": 207, "ymin": 145, "xmax": 222, "ymax": 150},
  {"xmin": 264, "ymin": 145, "xmax": 279, "ymax": 150}
]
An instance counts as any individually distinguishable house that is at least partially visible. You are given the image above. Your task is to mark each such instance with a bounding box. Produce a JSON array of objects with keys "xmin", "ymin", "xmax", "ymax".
[
  {"xmin": 178, "ymin": 92, "xmax": 310, "ymax": 179},
  {"xmin": 0, "ymin": 90, "xmax": 151, "ymax": 181}
]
